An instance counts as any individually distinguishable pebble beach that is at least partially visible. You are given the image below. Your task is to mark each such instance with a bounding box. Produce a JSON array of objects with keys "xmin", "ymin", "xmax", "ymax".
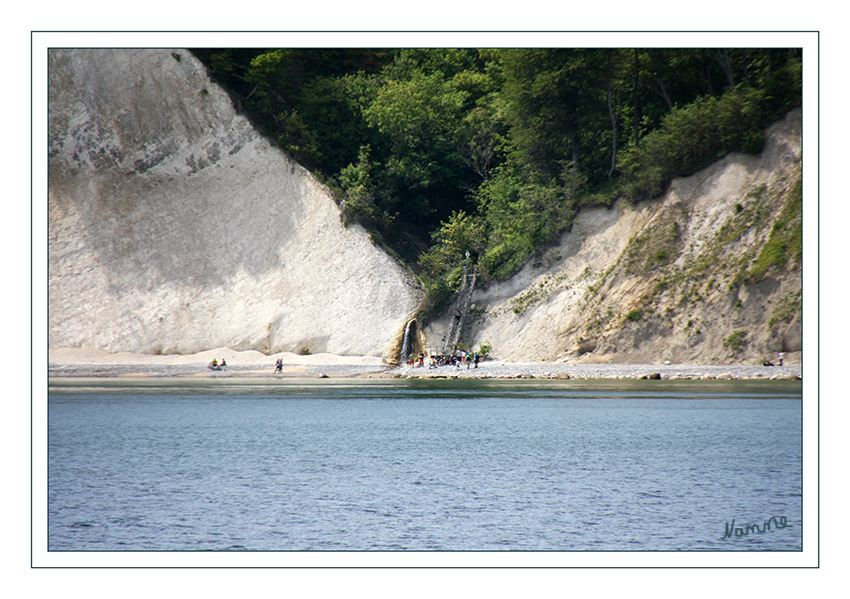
[
  {"xmin": 48, "ymin": 348, "xmax": 802, "ymax": 381},
  {"xmin": 380, "ymin": 362, "xmax": 802, "ymax": 381}
]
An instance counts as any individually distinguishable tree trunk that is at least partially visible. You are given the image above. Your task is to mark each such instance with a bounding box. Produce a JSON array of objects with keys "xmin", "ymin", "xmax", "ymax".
[
  {"xmin": 714, "ymin": 49, "xmax": 735, "ymax": 88},
  {"xmin": 571, "ymin": 135, "xmax": 580, "ymax": 170},
  {"xmin": 633, "ymin": 49, "xmax": 641, "ymax": 147},
  {"xmin": 648, "ymin": 51, "xmax": 674, "ymax": 111},
  {"xmin": 740, "ymin": 49, "xmax": 751, "ymax": 87},
  {"xmin": 655, "ymin": 79, "xmax": 673, "ymax": 111},
  {"xmin": 608, "ymin": 81, "xmax": 619, "ymax": 181},
  {"xmin": 701, "ymin": 50, "xmax": 714, "ymax": 95}
]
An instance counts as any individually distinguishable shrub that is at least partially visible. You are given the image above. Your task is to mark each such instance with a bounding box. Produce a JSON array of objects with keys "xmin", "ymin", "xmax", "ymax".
[
  {"xmin": 618, "ymin": 85, "xmax": 767, "ymax": 199},
  {"xmin": 723, "ymin": 330, "xmax": 748, "ymax": 353},
  {"xmin": 625, "ymin": 309, "xmax": 643, "ymax": 322}
]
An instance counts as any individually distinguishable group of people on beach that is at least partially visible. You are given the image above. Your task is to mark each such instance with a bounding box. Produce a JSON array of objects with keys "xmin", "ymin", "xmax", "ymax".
[
  {"xmin": 273, "ymin": 358, "xmax": 283, "ymax": 373},
  {"xmin": 207, "ymin": 358, "xmax": 227, "ymax": 371},
  {"xmin": 408, "ymin": 349, "xmax": 480, "ymax": 369}
]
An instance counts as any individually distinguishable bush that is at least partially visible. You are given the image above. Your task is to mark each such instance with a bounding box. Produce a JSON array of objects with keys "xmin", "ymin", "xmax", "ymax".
[
  {"xmin": 479, "ymin": 237, "xmax": 533, "ymax": 281},
  {"xmin": 723, "ymin": 330, "xmax": 748, "ymax": 353},
  {"xmin": 625, "ymin": 309, "xmax": 643, "ymax": 322},
  {"xmin": 417, "ymin": 278, "xmax": 454, "ymax": 323},
  {"xmin": 741, "ymin": 130, "xmax": 765, "ymax": 155}
]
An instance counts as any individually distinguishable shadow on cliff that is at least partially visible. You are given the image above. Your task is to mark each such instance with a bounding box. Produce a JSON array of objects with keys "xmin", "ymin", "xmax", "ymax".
[{"xmin": 48, "ymin": 48, "xmax": 313, "ymax": 295}]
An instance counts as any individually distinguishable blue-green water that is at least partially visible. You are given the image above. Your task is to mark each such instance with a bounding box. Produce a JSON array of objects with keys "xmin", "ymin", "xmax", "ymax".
[{"xmin": 48, "ymin": 378, "xmax": 802, "ymax": 551}]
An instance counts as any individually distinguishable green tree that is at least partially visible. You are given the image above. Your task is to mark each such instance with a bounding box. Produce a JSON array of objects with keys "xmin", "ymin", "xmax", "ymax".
[
  {"xmin": 339, "ymin": 50, "xmax": 494, "ymax": 231},
  {"xmin": 419, "ymin": 210, "xmax": 485, "ymax": 285},
  {"xmin": 338, "ymin": 145, "xmax": 379, "ymax": 226}
]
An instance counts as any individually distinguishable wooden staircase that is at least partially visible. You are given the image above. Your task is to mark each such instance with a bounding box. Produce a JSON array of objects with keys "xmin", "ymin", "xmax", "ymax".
[{"xmin": 441, "ymin": 256, "xmax": 477, "ymax": 355}]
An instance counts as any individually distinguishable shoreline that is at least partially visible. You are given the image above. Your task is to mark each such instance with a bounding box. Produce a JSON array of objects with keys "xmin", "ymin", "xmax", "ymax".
[
  {"xmin": 376, "ymin": 362, "xmax": 801, "ymax": 381},
  {"xmin": 48, "ymin": 348, "xmax": 802, "ymax": 381}
]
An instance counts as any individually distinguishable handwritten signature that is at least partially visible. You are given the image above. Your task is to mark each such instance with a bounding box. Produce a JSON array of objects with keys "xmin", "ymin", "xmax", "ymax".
[{"xmin": 721, "ymin": 516, "xmax": 791, "ymax": 540}]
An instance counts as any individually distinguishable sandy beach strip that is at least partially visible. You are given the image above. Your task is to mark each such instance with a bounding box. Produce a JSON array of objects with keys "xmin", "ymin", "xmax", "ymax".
[
  {"xmin": 47, "ymin": 347, "xmax": 802, "ymax": 381},
  {"xmin": 48, "ymin": 347, "xmax": 388, "ymax": 378}
]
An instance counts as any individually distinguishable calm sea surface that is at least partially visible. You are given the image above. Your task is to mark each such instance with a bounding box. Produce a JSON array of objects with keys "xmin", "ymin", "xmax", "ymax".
[{"xmin": 48, "ymin": 378, "xmax": 802, "ymax": 551}]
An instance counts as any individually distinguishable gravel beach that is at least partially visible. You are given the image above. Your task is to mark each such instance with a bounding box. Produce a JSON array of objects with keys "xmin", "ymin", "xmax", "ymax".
[
  {"xmin": 48, "ymin": 348, "xmax": 801, "ymax": 381},
  {"xmin": 380, "ymin": 361, "xmax": 802, "ymax": 381}
]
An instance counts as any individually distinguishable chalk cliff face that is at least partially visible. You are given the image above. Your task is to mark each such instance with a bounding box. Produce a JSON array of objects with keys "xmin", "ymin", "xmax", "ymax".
[
  {"xmin": 48, "ymin": 49, "xmax": 422, "ymax": 357},
  {"xmin": 429, "ymin": 108, "xmax": 803, "ymax": 365}
]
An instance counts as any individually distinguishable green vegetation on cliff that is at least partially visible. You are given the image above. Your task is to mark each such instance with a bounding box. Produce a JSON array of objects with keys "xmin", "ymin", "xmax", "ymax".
[
  {"xmin": 191, "ymin": 48, "xmax": 801, "ymax": 314},
  {"xmin": 746, "ymin": 178, "xmax": 803, "ymax": 282}
]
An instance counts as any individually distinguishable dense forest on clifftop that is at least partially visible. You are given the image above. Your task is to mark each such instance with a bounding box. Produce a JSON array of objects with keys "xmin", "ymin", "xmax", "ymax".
[{"xmin": 190, "ymin": 48, "xmax": 801, "ymax": 314}]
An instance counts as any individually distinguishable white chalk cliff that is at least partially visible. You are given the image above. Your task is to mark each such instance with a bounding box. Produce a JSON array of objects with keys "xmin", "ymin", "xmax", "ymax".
[{"xmin": 49, "ymin": 49, "xmax": 422, "ymax": 357}]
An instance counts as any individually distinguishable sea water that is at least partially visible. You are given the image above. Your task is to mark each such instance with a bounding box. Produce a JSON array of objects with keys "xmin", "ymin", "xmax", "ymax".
[{"xmin": 47, "ymin": 378, "xmax": 802, "ymax": 551}]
